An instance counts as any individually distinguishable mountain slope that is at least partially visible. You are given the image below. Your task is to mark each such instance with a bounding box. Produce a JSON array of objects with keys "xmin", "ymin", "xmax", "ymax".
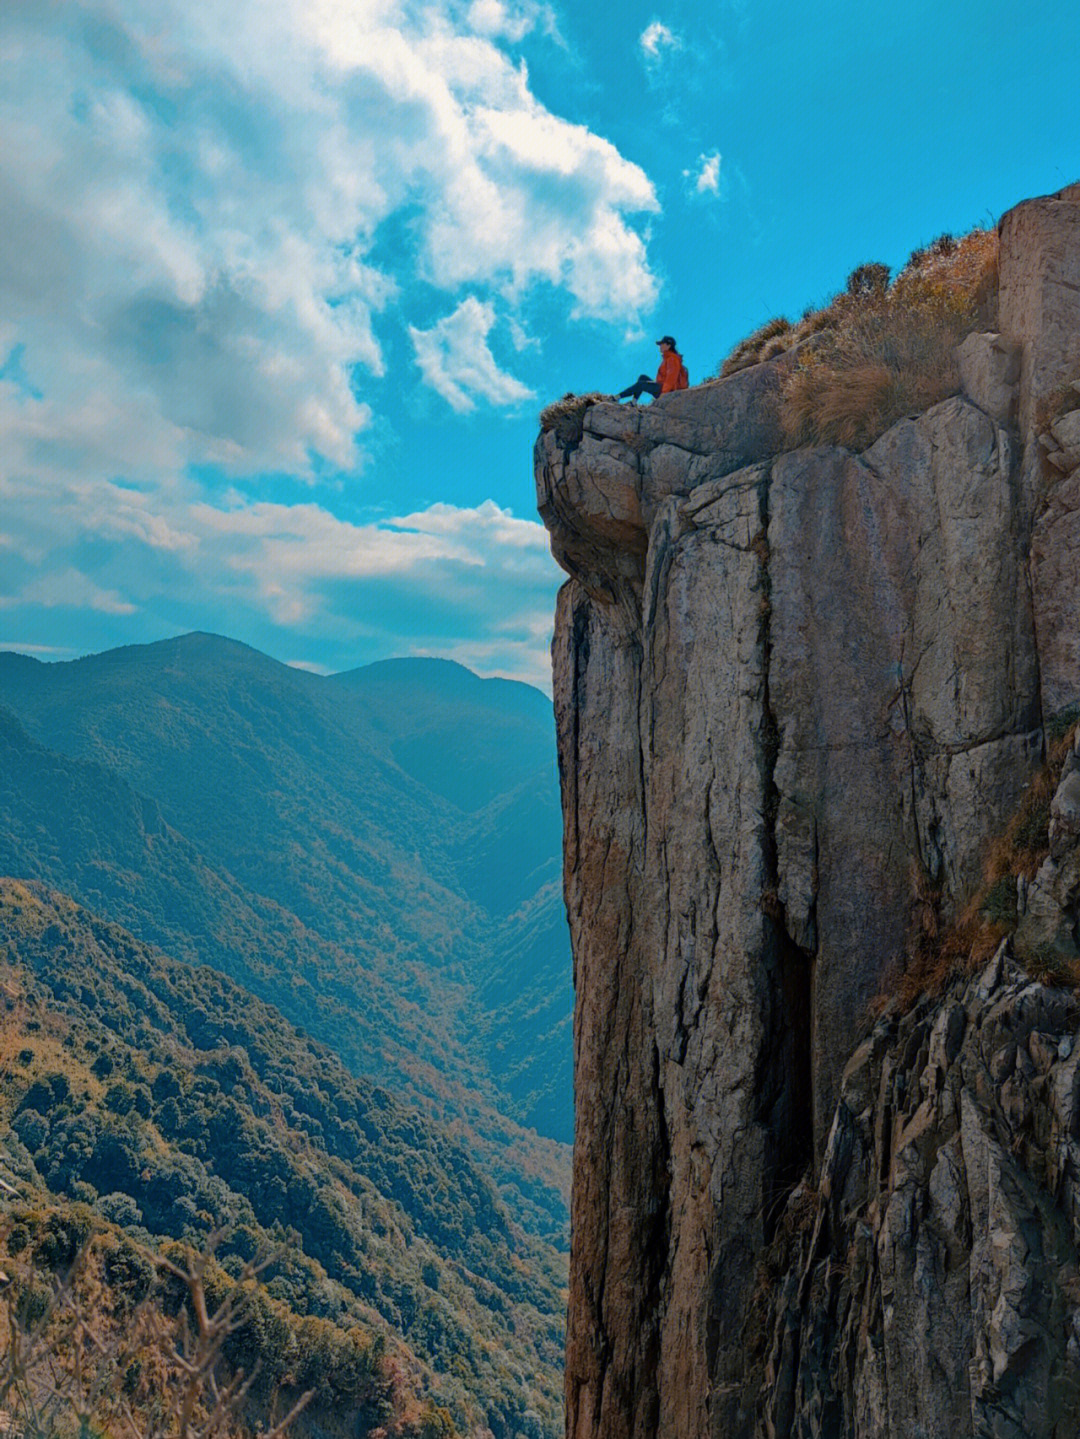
[
  {"xmin": 0, "ymin": 700, "xmax": 567, "ymax": 1239},
  {"xmin": 328, "ymin": 657, "xmax": 571, "ymax": 1129},
  {"xmin": 0, "ymin": 632, "xmax": 572, "ymax": 1156},
  {"xmin": 0, "ymin": 880, "xmax": 565, "ymax": 1439}
]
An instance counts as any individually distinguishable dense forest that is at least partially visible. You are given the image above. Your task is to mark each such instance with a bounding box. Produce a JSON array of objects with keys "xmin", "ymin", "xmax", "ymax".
[{"xmin": 0, "ymin": 880, "xmax": 565, "ymax": 1439}]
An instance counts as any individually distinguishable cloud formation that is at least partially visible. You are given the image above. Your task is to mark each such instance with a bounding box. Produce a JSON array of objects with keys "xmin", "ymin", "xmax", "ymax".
[
  {"xmin": 192, "ymin": 496, "xmax": 553, "ymax": 603},
  {"xmin": 0, "ymin": 0, "xmax": 660, "ymax": 680},
  {"xmin": 410, "ymin": 298, "xmax": 534, "ymax": 411},
  {"xmin": 0, "ymin": 0, "xmax": 658, "ymax": 482},
  {"xmin": 0, "ymin": 454, "xmax": 563, "ymax": 684},
  {"xmin": 640, "ymin": 20, "xmax": 682, "ymax": 60},
  {"xmin": 691, "ymin": 152, "xmax": 722, "ymax": 195},
  {"xmin": 2, "ymin": 569, "xmax": 136, "ymax": 617}
]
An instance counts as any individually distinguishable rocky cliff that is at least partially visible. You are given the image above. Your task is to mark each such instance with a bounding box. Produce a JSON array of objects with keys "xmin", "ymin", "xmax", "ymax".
[{"xmin": 536, "ymin": 183, "xmax": 1080, "ymax": 1438}]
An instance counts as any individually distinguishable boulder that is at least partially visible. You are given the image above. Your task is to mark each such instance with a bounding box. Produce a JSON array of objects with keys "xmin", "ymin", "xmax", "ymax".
[{"xmin": 1051, "ymin": 407, "xmax": 1080, "ymax": 450}]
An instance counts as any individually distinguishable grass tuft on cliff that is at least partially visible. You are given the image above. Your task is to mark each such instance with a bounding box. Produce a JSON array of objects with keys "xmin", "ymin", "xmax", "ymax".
[
  {"xmin": 538, "ymin": 392, "xmax": 612, "ymax": 446},
  {"xmin": 718, "ymin": 227, "xmax": 999, "ymax": 453}
]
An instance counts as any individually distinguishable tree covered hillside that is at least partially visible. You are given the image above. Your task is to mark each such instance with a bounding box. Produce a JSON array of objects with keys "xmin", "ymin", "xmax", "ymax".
[
  {"xmin": 0, "ymin": 634, "xmax": 571, "ymax": 1221},
  {"xmin": 0, "ymin": 880, "xmax": 565, "ymax": 1439}
]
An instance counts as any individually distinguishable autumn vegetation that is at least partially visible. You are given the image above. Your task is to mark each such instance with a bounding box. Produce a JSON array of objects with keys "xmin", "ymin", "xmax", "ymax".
[
  {"xmin": 2, "ymin": 1222, "xmax": 319, "ymax": 1439},
  {"xmin": 719, "ymin": 226, "xmax": 1000, "ymax": 453}
]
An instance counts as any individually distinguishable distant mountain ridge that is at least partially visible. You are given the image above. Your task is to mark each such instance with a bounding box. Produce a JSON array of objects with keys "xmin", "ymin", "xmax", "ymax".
[{"xmin": 0, "ymin": 634, "xmax": 572, "ymax": 1213}]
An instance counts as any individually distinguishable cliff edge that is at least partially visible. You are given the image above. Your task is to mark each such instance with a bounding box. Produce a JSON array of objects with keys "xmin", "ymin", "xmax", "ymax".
[{"xmin": 536, "ymin": 183, "xmax": 1080, "ymax": 1438}]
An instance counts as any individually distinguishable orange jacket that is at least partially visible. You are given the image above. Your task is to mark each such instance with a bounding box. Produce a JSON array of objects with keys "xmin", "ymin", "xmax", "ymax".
[{"xmin": 656, "ymin": 350, "xmax": 688, "ymax": 393}]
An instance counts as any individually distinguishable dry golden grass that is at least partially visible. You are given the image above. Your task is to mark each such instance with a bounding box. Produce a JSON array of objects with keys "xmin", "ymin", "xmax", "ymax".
[
  {"xmin": 716, "ymin": 227, "xmax": 999, "ymax": 452},
  {"xmin": 0, "ymin": 1226, "xmax": 313, "ymax": 1439},
  {"xmin": 1020, "ymin": 944, "xmax": 1080, "ymax": 989},
  {"xmin": 893, "ymin": 228, "xmax": 999, "ymax": 315},
  {"xmin": 780, "ymin": 308, "xmax": 969, "ymax": 451},
  {"xmin": 719, "ymin": 317, "xmax": 792, "ymax": 377},
  {"xmin": 538, "ymin": 391, "xmax": 612, "ymax": 445},
  {"xmin": 782, "ymin": 230, "xmax": 998, "ymax": 451},
  {"xmin": 895, "ymin": 908, "xmax": 1010, "ymax": 1012},
  {"xmin": 782, "ymin": 361, "xmax": 893, "ymax": 450}
]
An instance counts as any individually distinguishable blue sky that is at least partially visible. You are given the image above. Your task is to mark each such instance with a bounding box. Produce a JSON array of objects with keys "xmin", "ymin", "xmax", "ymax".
[{"xmin": 1, "ymin": 0, "xmax": 1078, "ymax": 689}]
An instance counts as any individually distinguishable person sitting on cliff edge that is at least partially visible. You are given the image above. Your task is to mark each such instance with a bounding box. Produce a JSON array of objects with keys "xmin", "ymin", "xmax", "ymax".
[{"xmin": 617, "ymin": 336, "xmax": 689, "ymax": 403}]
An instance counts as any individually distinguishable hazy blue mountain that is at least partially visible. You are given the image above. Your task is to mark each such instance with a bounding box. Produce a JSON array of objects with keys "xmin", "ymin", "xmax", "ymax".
[
  {"xmin": 327, "ymin": 656, "xmax": 571, "ymax": 1132},
  {"xmin": 332, "ymin": 655, "xmax": 558, "ymax": 814},
  {"xmin": 0, "ymin": 633, "xmax": 573, "ymax": 1202}
]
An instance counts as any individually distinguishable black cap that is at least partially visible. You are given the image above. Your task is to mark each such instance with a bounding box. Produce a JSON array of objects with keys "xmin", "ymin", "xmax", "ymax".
[{"xmin": 655, "ymin": 335, "xmax": 677, "ymax": 348}]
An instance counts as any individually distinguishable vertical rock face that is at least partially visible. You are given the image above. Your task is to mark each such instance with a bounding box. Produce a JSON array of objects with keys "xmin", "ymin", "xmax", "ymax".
[
  {"xmin": 553, "ymin": 585, "xmax": 662, "ymax": 1439},
  {"xmin": 998, "ymin": 180, "xmax": 1080, "ymax": 715},
  {"xmin": 538, "ymin": 186, "xmax": 1080, "ymax": 1439},
  {"xmin": 761, "ymin": 937, "xmax": 1080, "ymax": 1439}
]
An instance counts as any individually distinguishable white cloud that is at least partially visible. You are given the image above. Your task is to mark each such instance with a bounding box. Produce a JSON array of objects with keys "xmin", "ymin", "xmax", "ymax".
[
  {"xmin": 682, "ymin": 151, "xmax": 724, "ymax": 200},
  {"xmin": 0, "ymin": 0, "xmax": 659, "ymax": 484},
  {"xmin": 394, "ymin": 499, "xmax": 547, "ymax": 548},
  {"xmin": 0, "ymin": 642, "xmax": 79, "ymax": 656},
  {"xmin": 507, "ymin": 316, "xmax": 538, "ymax": 352},
  {"xmin": 466, "ymin": 0, "xmax": 533, "ymax": 42},
  {"xmin": 694, "ymin": 152, "xmax": 721, "ymax": 194},
  {"xmin": 640, "ymin": 21, "xmax": 682, "ymax": 60},
  {"xmin": 2, "ymin": 568, "xmax": 137, "ymax": 616},
  {"xmin": 189, "ymin": 496, "xmax": 553, "ymax": 598},
  {"xmin": 192, "ymin": 500, "xmax": 485, "ymax": 591},
  {"xmin": 409, "ymin": 298, "xmax": 534, "ymax": 411}
]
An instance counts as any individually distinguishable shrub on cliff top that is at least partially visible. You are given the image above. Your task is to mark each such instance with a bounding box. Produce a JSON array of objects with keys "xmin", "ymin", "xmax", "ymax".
[
  {"xmin": 846, "ymin": 262, "xmax": 891, "ymax": 298},
  {"xmin": 780, "ymin": 227, "xmax": 999, "ymax": 451},
  {"xmin": 715, "ymin": 226, "xmax": 999, "ymax": 451},
  {"xmin": 539, "ymin": 391, "xmax": 612, "ymax": 446}
]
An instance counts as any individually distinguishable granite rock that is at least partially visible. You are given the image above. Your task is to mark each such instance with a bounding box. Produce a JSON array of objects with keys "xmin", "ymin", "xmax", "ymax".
[
  {"xmin": 998, "ymin": 183, "xmax": 1080, "ymax": 715},
  {"xmin": 759, "ymin": 946, "xmax": 1080, "ymax": 1439},
  {"xmin": 957, "ymin": 330, "xmax": 1020, "ymax": 424},
  {"xmin": 539, "ymin": 183, "xmax": 1080, "ymax": 1439}
]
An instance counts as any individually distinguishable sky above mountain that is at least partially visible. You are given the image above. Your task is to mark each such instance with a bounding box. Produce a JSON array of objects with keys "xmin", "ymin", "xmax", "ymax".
[{"xmin": 2, "ymin": 0, "xmax": 1077, "ymax": 688}]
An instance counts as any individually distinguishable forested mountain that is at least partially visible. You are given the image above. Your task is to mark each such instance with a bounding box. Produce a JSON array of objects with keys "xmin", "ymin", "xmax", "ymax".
[
  {"xmin": 0, "ymin": 880, "xmax": 564, "ymax": 1439},
  {"xmin": 0, "ymin": 634, "xmax": 571, "ymax": 1177}
]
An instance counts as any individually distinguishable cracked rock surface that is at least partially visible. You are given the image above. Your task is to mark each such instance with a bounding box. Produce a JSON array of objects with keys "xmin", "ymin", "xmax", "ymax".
[
  {"xmin": 759, "ymin": 942, "xmax": 1080, "ymax": 1439},
  {"xmin": 538, "ymin": 183, "xmax": 1080, "ymax": 1439}
]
